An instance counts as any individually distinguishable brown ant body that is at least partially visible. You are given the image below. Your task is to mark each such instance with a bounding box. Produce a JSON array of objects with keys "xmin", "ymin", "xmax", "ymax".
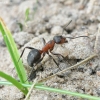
[
  {"xmin": 19, "ymin": 35, "xmax": 68, "ymax": 81},
  {"xmin": 19, "ymin": 35, "xmax": 88, "ymax": 81},
  {"xmin": 18, "ymin": 20, "xmax": 88, "ymax": 81}
]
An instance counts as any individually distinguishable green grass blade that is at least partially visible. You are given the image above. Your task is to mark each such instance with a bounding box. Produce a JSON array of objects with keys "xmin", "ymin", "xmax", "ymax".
[
  {"xmin": 25, "ymin": 8, "xmax": 30, "ymax": 22},
  {"xmin": 0, "ymin": 71, "xmax": 28, "ymax": 95},
  {"xmin": 0, "ymin": 81, "xmax": 100, "ymax": 100},
  {"xmin": 35, "ymin": 86, "xmax": 100, "ymax": 100},
  {"xmin": 0, "ymin": 17, "xmax": 28, "ymax": 84},
  {"xmin": 0, "ymin": 81, "xmax": 43, "ymax": 87}
]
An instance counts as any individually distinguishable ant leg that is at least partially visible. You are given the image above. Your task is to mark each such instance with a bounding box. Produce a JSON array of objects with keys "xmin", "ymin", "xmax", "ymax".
[
  {"xmin": 47, "ymin": 53, "xmax": 62, "ymax": 71},
  {"xmin": 50, "ymin": 51, "xmax": 72, "ymax": 66},
  {"xmin": 26, "ymin": 53, "xmax": 45, "ymax": 81},
  {"xmin": 18, "ymin": 47, "xmax": 35, "ymax": 62},
  {"xmin": 42, "ymin": 38, "xmax": 46, "ymax": 46},
  {"xmin": 12, "ymin": 47, "xmax": 35, "ymax": 76},
  {"xmin": 50, "ymin": 51, "xmax": 65, "ymax": 61}
]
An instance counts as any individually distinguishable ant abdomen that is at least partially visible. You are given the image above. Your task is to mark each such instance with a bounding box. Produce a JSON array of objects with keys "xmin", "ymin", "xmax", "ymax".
[{"xmin": 27, "ymin": 48, "xmax": 41, "ymax": 67}]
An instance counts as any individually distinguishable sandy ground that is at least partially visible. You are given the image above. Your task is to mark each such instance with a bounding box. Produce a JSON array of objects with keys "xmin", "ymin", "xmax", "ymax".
[{"xmin": 0, "ymin": 0, "xmax": 100, "ymax": 100}]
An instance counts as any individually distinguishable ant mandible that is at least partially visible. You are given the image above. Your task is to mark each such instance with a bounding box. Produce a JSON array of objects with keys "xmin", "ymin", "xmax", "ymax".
[{"xmin": 18, "ymin": 20, "xmax": 88, "ymax": 81}]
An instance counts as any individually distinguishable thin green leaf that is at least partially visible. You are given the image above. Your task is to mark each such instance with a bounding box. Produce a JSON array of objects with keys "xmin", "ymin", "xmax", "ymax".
[
  {"xmin": 35, "ymin": 86, "xmax": 100, "ymax": 100},
  {"xmin": 0, "ymin": 17, "xmax": 28, "ymax": 84},
  {"xmin": 0, "ymin": 81, "xmax": 43, "ymax": 87},
  {"xmin": 0, "ymin": 71, "xmax": 28, "ymax": 95},
  {"xmin": 25, "ymin": 8, "xmax": 30, "ymax": 22},
  {"xmin": 0, "ymin": 81, "xmax": 100, "ymax": 100}
]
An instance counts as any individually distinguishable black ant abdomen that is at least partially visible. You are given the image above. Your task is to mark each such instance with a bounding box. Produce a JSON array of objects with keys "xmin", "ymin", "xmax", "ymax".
[{"xmin": 27, "ymin": 48, "xmax": 41, "ymax": 67}]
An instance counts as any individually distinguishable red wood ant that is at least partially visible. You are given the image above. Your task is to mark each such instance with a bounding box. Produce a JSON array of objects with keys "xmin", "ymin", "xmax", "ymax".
[
  {"xmin": 19, "ymin": 35, "xmax": 88, "ymax": 81},
  {"xmin": 18, "ymin": 21, "xmax": 89, "ymax": 81}
]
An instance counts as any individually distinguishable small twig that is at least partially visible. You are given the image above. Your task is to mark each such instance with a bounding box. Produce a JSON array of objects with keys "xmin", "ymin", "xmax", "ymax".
[
  {"xmin": 94, "ymin": 24, "xmax": 100, "ymax": 54},
  {"xmin": 39, "ymin": 54, "xmax": 97, "ymax": 82},
  {"xmin": 87, "ymin": 0, "xmax": 96, "ymax": 14},
  {"xmin": 25, "ymin": 78, "xmax": 37, "ymax": 100},
  {"xmin": 79, "ymin": 0, "xmax": 88, "ymax": 10}
]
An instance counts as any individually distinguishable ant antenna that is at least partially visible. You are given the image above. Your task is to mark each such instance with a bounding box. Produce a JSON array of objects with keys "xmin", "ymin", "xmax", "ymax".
[
  {"xmin": 62, "ymin": 20, "xmax": 72, "ymax": 34},
  {"xmin": 17, "ymin": 49, "xmax": 25, "ymax": 63},
  {"xmin": 62, "ymin": 20, "xmax": 88, "ymax": 39},
  {"xmin": 18, "ymin": 47, "xmax": 35, "ymax": 63},
  {"xmin": 66, "ymin": 36, "xmax": 89, "ymax": 39},
  {"xmin": 65, "ymin": 20, "xmax": 72, "ymax": 27}
]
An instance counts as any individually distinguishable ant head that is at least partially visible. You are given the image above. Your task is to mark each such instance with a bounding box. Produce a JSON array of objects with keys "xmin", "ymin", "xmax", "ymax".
[
  {"xmin": 53, "ymin": 36, "xmax": 68, "ymax": 44},
  {"xmin": 53, "ymin": 35, "xmax": 89, "ymax": 44},
  {"xmin": 53, "ymin": 20, "xmax": 72, "ymax": 44}
]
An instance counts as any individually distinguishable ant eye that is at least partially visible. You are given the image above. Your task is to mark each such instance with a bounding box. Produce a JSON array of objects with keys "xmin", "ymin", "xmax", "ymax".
[{"xmin": 53, "ymin": 36, "xmax": 62, "ymax": 43}]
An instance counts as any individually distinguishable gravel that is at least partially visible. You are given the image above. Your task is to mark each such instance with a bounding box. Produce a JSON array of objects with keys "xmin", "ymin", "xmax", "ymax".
[{"xmin": 0, "ymin": 0, "xmax": 100, "ymax": 100}]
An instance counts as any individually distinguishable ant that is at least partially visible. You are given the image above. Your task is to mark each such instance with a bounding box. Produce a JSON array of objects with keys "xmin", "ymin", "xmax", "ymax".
[{"xmin": 18, "ymin": 20, "xmax": 88, "ymax": 81}]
